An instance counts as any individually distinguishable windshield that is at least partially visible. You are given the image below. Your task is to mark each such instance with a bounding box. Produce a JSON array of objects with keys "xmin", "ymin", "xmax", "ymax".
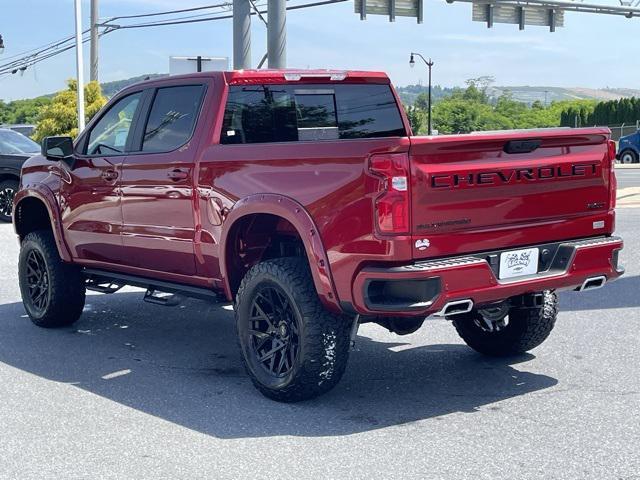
[{"xmin": 0, "ymin": 129, "xmax": 40, "ymax": 155}]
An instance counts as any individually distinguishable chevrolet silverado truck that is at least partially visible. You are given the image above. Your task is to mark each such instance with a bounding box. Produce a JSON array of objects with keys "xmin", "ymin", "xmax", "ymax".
[{"xmin": 14, "ymin": 70, "xmax": 624, "ymax": 402}]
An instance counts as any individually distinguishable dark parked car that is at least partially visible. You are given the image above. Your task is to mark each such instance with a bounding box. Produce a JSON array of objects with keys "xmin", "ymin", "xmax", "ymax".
[
  {"xmin": 1, "ymin": 124, "xmax": 36, "ymax": 138},
  {"xmin": 0, "ymin": 128, "xmax": 40, "ymax": 222}
]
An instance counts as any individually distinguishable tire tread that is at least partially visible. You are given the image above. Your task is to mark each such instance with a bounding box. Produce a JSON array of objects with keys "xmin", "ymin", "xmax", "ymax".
[
  {"xmin": 19, "ymin": 230, "xmax": 85, "ymax": 328},
  {"xmin": 235, "ymin": 258, "xmax": 351, "ymax": 402}
]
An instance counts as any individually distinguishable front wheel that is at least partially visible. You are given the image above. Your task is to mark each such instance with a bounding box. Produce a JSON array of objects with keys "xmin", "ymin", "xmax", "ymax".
[
  {"xmin": 235, "ymin": 258, "xmax": 351, "ymax": 402},
  {"xmin": 453, "ymin": 291, "xmax": 558, "ymax": 357},
  {"xmin": 0, "ymin": 179, "xmax": 19, "ymax": 223},
  {"xmin": 18, "ymin": 230, "xmax": 86, "ymax": 327},
  {"xmin": 619, "ymin": 150, "xmax": 638, "ymax": 164}
]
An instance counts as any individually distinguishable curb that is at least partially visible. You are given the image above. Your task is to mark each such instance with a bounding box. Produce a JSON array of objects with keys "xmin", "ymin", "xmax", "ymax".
[{"xmin": 615, "ymin": 164, "xmax": 640, "ymax": 169}]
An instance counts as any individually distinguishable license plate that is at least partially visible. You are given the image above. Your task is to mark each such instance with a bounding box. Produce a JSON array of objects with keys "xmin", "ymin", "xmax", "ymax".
[{"xmin": 499, "ymin": 247, "xmax": 539, "ymax": 280}]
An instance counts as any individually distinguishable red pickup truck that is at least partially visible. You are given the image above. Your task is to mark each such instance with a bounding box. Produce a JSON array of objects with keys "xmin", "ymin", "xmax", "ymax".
[{"xmin": 14, "ymin": 70, "xmax": 624, "ymax": 402}]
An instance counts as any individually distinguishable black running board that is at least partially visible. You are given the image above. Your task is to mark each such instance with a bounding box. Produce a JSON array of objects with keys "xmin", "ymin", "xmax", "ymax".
[{"xmin": 83, "ymin": 268, "xmax": 223, "ymax": 304}]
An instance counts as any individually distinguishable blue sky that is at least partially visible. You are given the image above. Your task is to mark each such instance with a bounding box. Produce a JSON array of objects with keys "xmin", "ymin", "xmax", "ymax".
[{"xmin": 0, "ymin": 0, "xmax": 637, "ymax": 101}]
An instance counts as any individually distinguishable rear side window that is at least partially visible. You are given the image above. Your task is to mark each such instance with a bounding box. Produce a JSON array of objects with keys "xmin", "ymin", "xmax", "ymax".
[
  {"xmin": 142, "ymin": 85, "xmax": 205, "ymax": 153},
  {"xmin": 221, "ymin": 84, "xmax": 405, "ymax": 144}
]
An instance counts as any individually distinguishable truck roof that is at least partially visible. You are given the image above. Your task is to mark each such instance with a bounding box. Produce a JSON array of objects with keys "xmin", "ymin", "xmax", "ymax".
[{"xmin": 123, "ymin": 69, "xmax": 391, "ymax": 92}]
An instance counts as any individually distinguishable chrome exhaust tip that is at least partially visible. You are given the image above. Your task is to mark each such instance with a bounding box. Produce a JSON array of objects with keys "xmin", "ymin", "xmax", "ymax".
[
  {"xmin": 577, "ymin": 275, "xmax": 607, "ymax": 292},
  {"xmin": 435, "ymin": 299, "xmax": 474, "ymax": 317}
]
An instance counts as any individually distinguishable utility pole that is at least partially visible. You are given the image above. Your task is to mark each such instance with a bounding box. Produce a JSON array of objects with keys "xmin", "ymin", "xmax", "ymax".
[
  {"xmin": 427, "ymin": 58, "xmax": 434, "ymax": 135},
  {"xmin": 267, "ymin": 0, "xmax": 286, "ymax": 68},
  {"xmin": 74, "ymin": 0, "xmax": 86, "ymax": 132},
  {"xmin": 90, "ymin": 0, "xmax": 99, "ymax": 82},
  {"xmin": 233, "ymin": 0, "xmax": 251, "ymax": 69}
]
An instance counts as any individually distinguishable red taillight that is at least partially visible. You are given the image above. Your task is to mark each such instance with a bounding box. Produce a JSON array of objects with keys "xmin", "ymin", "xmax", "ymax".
[
  {"xmin": 368, "ymin": 153, "xmax": 410, "ymax": 234},
  {"xmin": 608, "ymin": 140, "xmax": 617, "ymax": 208}
]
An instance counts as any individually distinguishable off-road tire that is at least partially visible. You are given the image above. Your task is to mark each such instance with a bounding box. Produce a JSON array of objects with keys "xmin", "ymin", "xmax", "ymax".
[
  {"xmin": 235, "ymin": 258, "xmax": 351, "ymax": 402},
  {"xmin": 0, "ymin": 178, "xmax": 19, "ymax": 223},
  {"xmin": 453, "ymin": 291, "xmax": 558, "ymax": 356},
  {"xmin": 18, "ymin": 230, "xmax": 86, "ymax": 328}
]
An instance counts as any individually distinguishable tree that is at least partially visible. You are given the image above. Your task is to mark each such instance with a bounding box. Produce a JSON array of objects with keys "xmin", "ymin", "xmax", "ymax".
[
  {"xmin": 0, "ymin": 97, "xmax": 52, "ymax": 126},
  {"xmin": 404, "ymin": 105, "xmax": 425, "ymax": 134},
  {"xmin": 33, "ymin": 80, "xmax": 106, "ymax": 141}
]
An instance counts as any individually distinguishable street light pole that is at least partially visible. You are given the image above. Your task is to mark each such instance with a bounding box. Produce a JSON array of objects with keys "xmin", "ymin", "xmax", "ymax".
[
  {"xmin": 410, "ymin": 52, "xmax": 434, "ymax": 135},
  {"xmin": 74, "ymin": 0, "xmax": 86, "ymax": 132}
]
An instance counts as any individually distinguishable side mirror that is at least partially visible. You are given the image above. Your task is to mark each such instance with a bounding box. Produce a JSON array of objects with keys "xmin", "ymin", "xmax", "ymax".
[{"xmin": 42, "ymin": 136, "xmax": 74, "ymax": 160}]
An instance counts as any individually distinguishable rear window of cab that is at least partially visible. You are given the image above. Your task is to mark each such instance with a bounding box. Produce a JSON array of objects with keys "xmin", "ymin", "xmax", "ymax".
[{"xmin": 220, "ymin": 84, "xmax": 406, "ymax": 144}]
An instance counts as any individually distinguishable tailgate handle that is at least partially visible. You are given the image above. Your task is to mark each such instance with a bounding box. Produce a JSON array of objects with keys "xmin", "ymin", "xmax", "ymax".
[{"xmin": 503, "ymin": 139, "xmax": 542, "ymax": 154}]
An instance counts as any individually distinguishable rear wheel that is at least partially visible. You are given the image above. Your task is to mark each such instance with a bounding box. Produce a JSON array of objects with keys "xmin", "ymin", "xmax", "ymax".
[
  {"xmin": 18, "ymin": 230, "xmax": 86, "ymax": 327},
  {"xmin": 0, "ymin": 179, "xmax": 19, "ymax": 223},
  {"xmin": 619, "ymin": 150, "xmax": 638, "ymax": 164},
  {"xmin": 453, "ymin": 291, "xmax": 558, "ymax": 356},
  {"xmin": 235, "ymin": 258, "xmax": 351, "ymax": 402}
]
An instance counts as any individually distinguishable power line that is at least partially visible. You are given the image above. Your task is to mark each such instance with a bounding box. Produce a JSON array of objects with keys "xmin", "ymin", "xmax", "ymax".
[
  {"xmin": 103, "ymin": 2, "xmax": 233, "ymax": 22},
  {"xmin": 105, "ymin": 0, "xmax": 347, "ymax": 29},
  {"xmin": 0, "ymin": 0, "xmax": 348, "ymax": 78},
  {"xmin": 0, "ymin": 2, "xmax": 234, "ymax": 74}
]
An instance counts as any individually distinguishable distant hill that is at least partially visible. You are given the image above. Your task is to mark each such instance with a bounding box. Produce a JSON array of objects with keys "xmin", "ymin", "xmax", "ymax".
[
  {"xmin": 100, "ymin": 73, "xmax": 168, "ymax": 97},
  {"xmin": 397, "ymin": 83, "xmax": 640, "ymax": 106},
  {"xmin": 395, "ymin": 84, "xmax": 456, "ymax": 106}
]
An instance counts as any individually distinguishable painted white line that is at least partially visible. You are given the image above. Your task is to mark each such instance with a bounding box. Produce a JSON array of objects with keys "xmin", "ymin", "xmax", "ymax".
[{"xmin": 101, "ymin": 369, "xmax": 132, "ymax": 380}]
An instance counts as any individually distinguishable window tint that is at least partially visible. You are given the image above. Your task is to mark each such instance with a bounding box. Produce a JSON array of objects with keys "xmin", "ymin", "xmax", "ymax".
[
  {"xmin": 221, "ymin": 86, "xmax": 297, "ymax": 144},
  {"xmin": 87, "ymin": 93, "xmax": 141, "ymax": 155},
  {"xmin": 142, "ymin": 85, "xmax": 205, "ymax": 153},
  {"xmin": 221, "ymin": 84, "xmax": 405, "ymax": 144},
  {"xmin": 295, "ymin": 92, "xmax": 337, "ymax": 128},
  {"xmin": 336, "ymin": 85, "xmax": 407, "ymax": 139}
]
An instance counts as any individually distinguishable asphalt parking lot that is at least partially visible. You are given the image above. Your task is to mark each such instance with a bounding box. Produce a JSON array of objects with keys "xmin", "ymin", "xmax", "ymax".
[
  {"xmin": 616, "ymin": 167, "xmax": 640, "ymax": 189},
  {"xmin": 0, "ymin": 207, "xmax": 638, "ymax": 479}
]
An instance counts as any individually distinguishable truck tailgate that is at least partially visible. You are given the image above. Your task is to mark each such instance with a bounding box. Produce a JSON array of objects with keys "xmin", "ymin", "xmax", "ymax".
[{"xmin": 408, "ymin": 128, "xmax": 615, "ymax": 260}]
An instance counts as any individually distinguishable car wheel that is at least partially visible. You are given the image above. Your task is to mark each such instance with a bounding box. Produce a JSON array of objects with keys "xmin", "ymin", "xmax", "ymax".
[
  {"xmin": 452, "ymin": 291, "xmax": 558, "ymax": 357},
  {"xmin": 0, "ymin": 179, "xmax": 19, "ymax": 223},
  {"xmin": 619, "ymin": 150, "xmax": 638, "ymax": 164},
  {"xmin": 18, "ymin": 230, "xmax": 86, "ymax": 328},
  {"xmin": 235, "ymin": 257, "xmax": 351, "ymax": 402}
]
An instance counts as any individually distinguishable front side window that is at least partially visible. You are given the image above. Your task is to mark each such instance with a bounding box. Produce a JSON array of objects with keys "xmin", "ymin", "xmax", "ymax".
[
  {"xmin": 221, "ymin": 83, "xmax": 405, "ymax": 144},
  {"xmin": 142, "ymin": 85, "xmax": 205, "ymax": 153},
  {"xmin": 87, "ymin": 93, "xmax": 142, "ymax": 155}
]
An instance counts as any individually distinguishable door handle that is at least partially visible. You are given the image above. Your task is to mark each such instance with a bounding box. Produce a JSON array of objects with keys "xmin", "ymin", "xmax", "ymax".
[
  {"xmin": 101, "ymin": 170, "xmax": 118, "ymax": 181},
  {"xmin": 168, "ymin": 169, "xmax": 189, "ymax": 181}
]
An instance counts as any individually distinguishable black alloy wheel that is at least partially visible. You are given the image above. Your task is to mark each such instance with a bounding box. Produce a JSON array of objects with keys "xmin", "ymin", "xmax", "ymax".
[
  {"xmin": 24, "ymin": 249, "xmax": 50, "ymax": 314},
  {"xmin": 235, "ymin": 258, "xmax": 351, "ymax": 402},
  {"xmin": 247, "ymin": 284, "xmax": 301, "ymax": 378},
  {"xmin": 0, "ymin": 179, "xmax": 18, "ymax": 222},
  {"xmin": 19, "ymin": 230, "xmax": 86, "ymax": 327}
]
